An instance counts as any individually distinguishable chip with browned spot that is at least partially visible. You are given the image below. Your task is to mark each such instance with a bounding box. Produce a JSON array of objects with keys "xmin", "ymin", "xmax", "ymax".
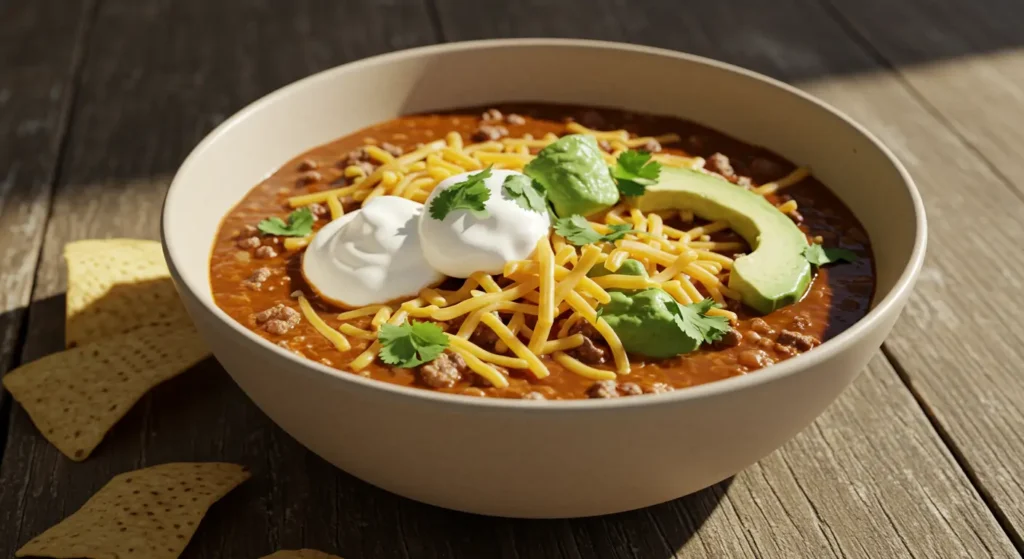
[
  {"xmin": 2, "ymin": 324, "xmax": 209, "ymax": 461},
  {"xmin": 15, "ymin": 462, "xmax": 249, "ymax": 559},
  {"xmin": 261, "ymin": 550, "xmax": 345, "ymax": 559},
  {"xmin": 64, "ymin": 238, "xmax": 192, "ymax": 348}
]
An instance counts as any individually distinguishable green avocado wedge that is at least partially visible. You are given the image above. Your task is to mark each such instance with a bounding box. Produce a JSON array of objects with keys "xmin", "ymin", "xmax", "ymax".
[
  {"xmin": 587, "ymin": 258, "xmax": 648, "ymax": 279},
  {"xmin": 599, "ymin": 289, "xmax": 703, "ymax": 358},
  {"xmin": 636, "ymin": 168, "xmax": 811, "ymax": 313},
  {"xmin": 524, "ymin": 135, "xmax": 619, "ymax": 218}
]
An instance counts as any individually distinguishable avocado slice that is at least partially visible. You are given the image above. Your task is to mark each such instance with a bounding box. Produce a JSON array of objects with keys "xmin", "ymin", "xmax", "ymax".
[
  {"xmin": 636, "ymin": 168, "xmax": 811, "ymax": 313},
  {"xmin": 599, "ymin": 289, "xmax": 700, "ymax": 358},
  {"xmin": 524, "ymin": 135, "xmax": 619, "ymax": 217},
  {"xmin": 587, "ymin": 258, "xmax": 648, "ymax": 279}
]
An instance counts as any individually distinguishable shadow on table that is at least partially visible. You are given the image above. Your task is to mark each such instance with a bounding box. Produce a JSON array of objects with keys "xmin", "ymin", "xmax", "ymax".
[
  {"xmin": 316, "ymin": 458, "xmax": 732, "ymax": 559},
  {"xmin": 0, "ymin": 286, "xmax": 729, "ymax": 558},
  {"xmin": 480, "ymin": 479, "xmax": 733, "ymax": 558}
]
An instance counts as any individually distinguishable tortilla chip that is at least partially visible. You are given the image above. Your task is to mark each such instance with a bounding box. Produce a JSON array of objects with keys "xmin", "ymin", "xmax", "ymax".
[
  {"xmin": 2, "ymin": 324, "xmax": 208, "ymax": 461},
  {"xmin": 15, "ymin": 462, "xmax": 249, "ymax": 559},
  {"xmin": 261, "ymin": 551, "xmax": 344, "ymax": 559},
  {"xmin": 64, "ymin": 238, "xmax": 191, "ymax": 348}
]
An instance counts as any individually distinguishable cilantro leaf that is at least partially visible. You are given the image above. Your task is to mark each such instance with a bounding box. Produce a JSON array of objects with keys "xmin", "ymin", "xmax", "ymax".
[
  {"xmin": 554, "ymin": 215, "xmax": 635, "ymax": 246},
  {"xmin": 502, "ymin": 174, "xmax": 548, "ymax": 214},
  {"xmin": 377, "ymin": 321, "xmax": 450, "ymax": 368},
  {"xmin": 554, "ymin": 215, "xmax": 601, "ymax": 245},
  {"xmin": 803, "ymin": 244, "xmax": 858, "ymax": 266},
  {"xmin": 670, "ymin": 298, "xmax": 731, "ymax": 345},
  {"xmin": 601, "ymin": 223, "xmax": 635, "ymax": 242},
  {"xmin": 257, "ymin": 207, "xmax": 314, "ymax": 237},
  {"xmin": 429, "ymin": 166, "xmax": 493, "ymax": 220},
  {"xmin": 612, "ymin": 150, "xmax": 662, "ymax": 196}
]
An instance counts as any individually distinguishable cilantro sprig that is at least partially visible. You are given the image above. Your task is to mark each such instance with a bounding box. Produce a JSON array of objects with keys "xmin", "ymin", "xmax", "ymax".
[
  {"xmin": 501, "ymin": 174, "xmax": 548, "ymax": 215},
  {"xmin": 377, "ymin": 321, "xmax": 450, "ymax": 368},
  {"xmin": 611, "ymin": 150, "xmax": 662, "ymax": 196},
  {"xmin": 257, "ymin": 207, "xmax": 314, "ymax": 237},
  {"xmin": 429, "ymin": 166, "xmax": 493, "ymax": 220},
  {"xmin": 672, "ymin": 298, "xmax": 731, "ymax": 346},
  {"xmin": 554, "ymin": 215, "xmax": 635, "ymax": 246},
  {"xmin": 803, "ymin": 243, "xmax": 858, "ymax": 267}
]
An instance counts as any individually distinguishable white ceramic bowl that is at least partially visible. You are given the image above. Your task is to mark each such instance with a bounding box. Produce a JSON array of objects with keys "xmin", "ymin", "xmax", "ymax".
[{"xmin": 163, "ymin": 39, "xmax": 926, "ymax": 518}]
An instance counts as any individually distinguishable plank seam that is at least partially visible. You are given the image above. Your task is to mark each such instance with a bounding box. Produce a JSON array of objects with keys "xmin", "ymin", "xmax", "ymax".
[
  {"xmin": 815, "ymin": 0, "xmax": 1024, "ymax": 207},
  {"xmin": 815, "ymin": 0, "xmax": 1024, "ymax": 553},
  {"xmin": 775, "ymin": 451, "xmax": 847, "ymax": 558},
  {"xmin": 423, "ymin": 0, "xmax": 448, "ymax": 42},
  {"xmin": 880, "ymin": 344, "xmax": 1024, "ymax": 556},
  {"xmin": 642, "ymin": 508, "xmax": 684, "ymax": 558},
  {"xmin": 0, "ymin": 0, "xmax": 103, "ymax": 468}
]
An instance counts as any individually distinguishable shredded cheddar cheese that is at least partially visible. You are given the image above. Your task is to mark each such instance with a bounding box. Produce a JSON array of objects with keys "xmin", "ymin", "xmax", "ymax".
[{"xmin": 284, "ymin": 121, "xmax": 825, "ymax": 387}]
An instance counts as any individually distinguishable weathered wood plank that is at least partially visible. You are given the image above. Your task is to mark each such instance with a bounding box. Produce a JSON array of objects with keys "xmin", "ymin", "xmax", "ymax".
[
  {"xmin": 2, "ymin": 0, "xmax": 1020, "ymax": 558},
  {"xmin": 0, "ymin": 0, "xmax": 96, "ymax": 445},
  {"xmin": 433, "ymin": 0, "xmax": 1021, "ymax": 556},
  {"xmin": 0, "ymin": 0, "xmax": 439, "ymax": 556},
  {"xmin": 815, "ymin": 0, "xmax": 1024, "ymax": 547},
  {"xmin": 822, "ymin": 0, "xmax": 1024, "ymax": 198}
]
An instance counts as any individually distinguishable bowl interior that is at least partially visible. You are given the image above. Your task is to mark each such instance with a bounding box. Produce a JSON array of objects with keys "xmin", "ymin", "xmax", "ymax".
[{"xmin": 165, "ymin": 40, "xmax": 920, "ymax": 353}]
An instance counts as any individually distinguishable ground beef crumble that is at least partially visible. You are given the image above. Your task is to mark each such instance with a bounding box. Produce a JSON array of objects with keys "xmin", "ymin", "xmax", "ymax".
[
  {"xmin": 585, "ymin": 379, "xmax": 647, "ymax": 399},
  {"xmin": 711, "ymin": 329, "xmax": 742, "ymax": 350},
  {"xmin": 254, "ymin": 245, "xmax": 278, "ymax": 259},
  {"xmin": 619, "ymin": 382, "xmax": 643, "ymax": 396},
  {"xmin": 237, "ymin": 236, "xmax": 261, "ymax": 249},
  {"xmin": 566, "ymin": 320, "xmax": 608, "ymax": 364},
  {"xmin": 642, "ymin": 139, "xmax": 662, "ymax": 153},
  {"xmin": 472, "ymin": 124, "xmax": 509, "ymax": 142},
  {"xmin": 570, "ymin": 337, "xmax": 607, "ymax": 365},
  {"xmin": 296, "ymin": 170, "xmax": 322, "ymax": 186},
  {"xmin": 586, "ymin": 380, "xmax": 620, "ymax": 399},
  {"xmin": 242, "ymin": 267, "xmax": 271, "ymax": 291},
  {"xmin": 646, "ymin": 382, "xmax": 674, "ymax": 394},
  {"xmin": 470, "ymin": 326, "xmax": 500, "ymax": 351},
  {"xmin": 776, "ymin": 329, "xmax": 819, "ymax": 352},
  {"xmin": 340, "ymin": 147, "xmax": 373, "ymax": 170},
  {"xmin": 254, "ymin": 304, "xmax": 300, "ymax": 335},
  {"xmin": 308, "ymin": 203, "xmax": 328, "ymax": 218},
  {"xmin": 706, "ymin": 152, "xmax": 752, "ymax": 186},
  {"xmin": 379, "ymin": 142, "xmax": 403, "ymax": 157},
  {"xmin": 418, "ymin": 350, "xmax": 467, "ymax": 388}
]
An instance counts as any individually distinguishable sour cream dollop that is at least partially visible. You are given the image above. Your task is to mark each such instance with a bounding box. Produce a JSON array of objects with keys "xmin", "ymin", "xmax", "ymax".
[
  {"xmin": 419, "ymin": 169, "xmax": 551, "ymax": 278},
  {"xmin": 302, "ymin": 196, "xmax": 443, "ymax": 307}
]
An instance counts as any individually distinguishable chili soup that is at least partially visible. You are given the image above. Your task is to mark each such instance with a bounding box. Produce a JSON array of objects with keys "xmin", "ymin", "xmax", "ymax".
[{"xmin": 209, "ymin": 104, "xmax": 874, "ymax": 400}]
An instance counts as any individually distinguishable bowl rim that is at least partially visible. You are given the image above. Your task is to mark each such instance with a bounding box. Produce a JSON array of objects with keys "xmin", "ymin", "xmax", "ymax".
[{"xmin": 163, "ymin": 37, "xmax": 927, "ymax": 411}]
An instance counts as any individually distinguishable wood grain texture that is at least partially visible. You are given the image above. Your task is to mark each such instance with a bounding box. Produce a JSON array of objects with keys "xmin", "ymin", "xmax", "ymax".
[
  {"xmin": 1, "ymin": 0, "xmax": 1021, "ymax": 557},
  {"xmin": 823, "ymin": 0, "xmax": 1024, "ymax": 200},
  {"xmin": 432, "ymin": 0, "xmax": 1021, "ymax": 556},
  {"xmin": 0, "ymin": 0, "xmax": 438, "ymax": 556},
  {"xmin": 0, "ymin": 0, "xmax": 96, "ymax": 424},
  {"xmin": 816, "ymin": 0, "xmax": 1024, "ymax": 547}
]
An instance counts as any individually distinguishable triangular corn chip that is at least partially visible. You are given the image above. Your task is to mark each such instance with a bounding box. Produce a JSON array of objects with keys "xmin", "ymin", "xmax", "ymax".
[
  {"xmin": 16, "ymin": 462, "xmax": 249, "ymax": 559},
  {"xmin": 64, "ymin": 239, "xmax": 191, "ymax": 348},
  {"xmin": 2, "ymin": 324, "xmax": 208, "ymax": 460}
]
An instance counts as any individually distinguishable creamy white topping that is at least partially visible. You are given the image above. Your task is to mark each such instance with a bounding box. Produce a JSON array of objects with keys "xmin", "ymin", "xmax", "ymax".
[
  {"xmin": 418, "ymin": 169, "xmax": 551, "ymax": 278},
  {"xmin": 302, "ymin": 196, "xmax": 443, "ymax": 307}
]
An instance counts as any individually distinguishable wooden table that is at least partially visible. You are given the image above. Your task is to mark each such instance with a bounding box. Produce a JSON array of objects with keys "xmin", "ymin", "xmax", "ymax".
[{"xmin": 2, "ymin": 0, "xmax": 1023, "ymax": 557}]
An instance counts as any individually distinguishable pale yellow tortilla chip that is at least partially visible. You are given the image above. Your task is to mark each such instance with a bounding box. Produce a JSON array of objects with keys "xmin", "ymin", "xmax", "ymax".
[
  {"xmin": 15, "ymin": 462, "xmax": 249, "ymax": 559},
  {"xmin": 261, "ymin": 551, "xmax": 345, "ymax": 559},
  {"xmin": 2, "ymin": 324, "xmax": 209, "ymax": 461},
  {"xmin": 64, "ymin": 238, "xmax": 191, "ymax": 348}
]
